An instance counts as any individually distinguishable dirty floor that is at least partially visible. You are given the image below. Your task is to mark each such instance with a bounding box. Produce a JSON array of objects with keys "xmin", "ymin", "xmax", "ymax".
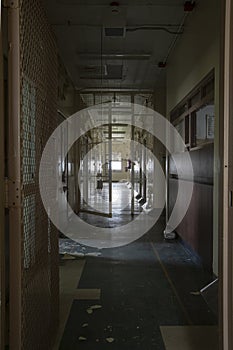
[{"xmin": 56, "ymin": 218, "xmax": 218, "ymax": 350}]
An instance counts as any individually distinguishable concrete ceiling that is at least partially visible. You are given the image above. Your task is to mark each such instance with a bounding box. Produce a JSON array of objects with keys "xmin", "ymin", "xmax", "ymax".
[{"xmin": 43, "ymin": 0, "xmax": 194, "ymax": 91}]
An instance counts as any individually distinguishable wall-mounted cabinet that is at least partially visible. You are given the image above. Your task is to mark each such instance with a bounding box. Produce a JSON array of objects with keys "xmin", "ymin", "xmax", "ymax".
[
  {"xmin": 196, "ymin": 104, "xmax": 215, "ymax": 144},
  {"xmin": 170, "ymin": 70, "xmax": 214, "ymax": 151}
]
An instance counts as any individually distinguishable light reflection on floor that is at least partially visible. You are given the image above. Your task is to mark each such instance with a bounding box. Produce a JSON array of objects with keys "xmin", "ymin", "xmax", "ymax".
[{"xmin": 81, "ymin": 182, "xmax": 141, "ymax": 215}]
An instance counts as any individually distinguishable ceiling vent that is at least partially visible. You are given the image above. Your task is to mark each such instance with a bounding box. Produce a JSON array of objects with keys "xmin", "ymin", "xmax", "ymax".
[
  {"xmin": 79, "ymin": 64, "xmax": 123, "ymax": 80},
  {"xmin": 79, "ymin": 65, "xmax": 107, "ymax": 79},
  {"xmin": 106, "ymin": 64, "xmax": 123, "ymax": 79},
  {"xmin": 104, "ymin": 27, "xmax": 126, "ymax": 38},
  {"xmin": 103, "ymin": 2, "xmax": 126, "ymax": 38}
]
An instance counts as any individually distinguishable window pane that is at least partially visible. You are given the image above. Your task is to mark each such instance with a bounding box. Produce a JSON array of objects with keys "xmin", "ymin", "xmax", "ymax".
[{"xmin": 111, "ymin": 161, "xmax": 122, "ymax": 171}]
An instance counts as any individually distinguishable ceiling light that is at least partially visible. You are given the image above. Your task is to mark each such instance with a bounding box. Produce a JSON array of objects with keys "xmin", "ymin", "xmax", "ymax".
[{"xmin": 110, "ymin": 1, "xmax": 121, "ymax": 15}]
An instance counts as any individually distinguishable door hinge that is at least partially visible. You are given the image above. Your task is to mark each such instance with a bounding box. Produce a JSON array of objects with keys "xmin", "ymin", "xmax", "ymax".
[
  {"xmin": 4, "ymin": 178, "xmax": 8, "ymax": 208},
  {"xmin": 3, "ymin": 0, "xmax": 19, "ymax": 9},
  {"xmin": 5, "ymin": 178, "xmax": 21, "ymax": 208},
  {"xmin": 229, "ymin": 190, "xmax": 233, "ymax": 208}
]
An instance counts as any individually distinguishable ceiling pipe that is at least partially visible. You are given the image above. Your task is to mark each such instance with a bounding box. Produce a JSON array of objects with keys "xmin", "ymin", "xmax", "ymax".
[
  {"xmin": 126, "ymin": 27, "xmax": 183, "ymax": 35},
  {"xmin": 158, "ymin": 1, "xmax": 196, "ymax": 67}
]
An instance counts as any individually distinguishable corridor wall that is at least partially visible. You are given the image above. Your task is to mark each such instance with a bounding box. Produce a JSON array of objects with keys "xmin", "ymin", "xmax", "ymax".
[{"xmin": 167, "ymin": 0, "xmax": 220, "ymax": 273}]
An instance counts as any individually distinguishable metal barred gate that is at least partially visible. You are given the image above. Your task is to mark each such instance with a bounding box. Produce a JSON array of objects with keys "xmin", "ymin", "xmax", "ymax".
[{"xmin": 7, "ymin": 0, "xmax": 59, "ymax": 348}]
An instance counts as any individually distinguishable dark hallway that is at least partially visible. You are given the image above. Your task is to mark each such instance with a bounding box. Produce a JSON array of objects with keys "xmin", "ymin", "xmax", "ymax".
[{"xmin": 2, "ymin": 0, "xmax": 232, "ymax": 349}]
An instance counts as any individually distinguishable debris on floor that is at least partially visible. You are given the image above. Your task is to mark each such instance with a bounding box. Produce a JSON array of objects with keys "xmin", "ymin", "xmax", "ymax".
[
  {"xmin": 85, "ymin": 252, "xmax": 102, "ymax": 257},
  {"xmin": 86, "ymin": 308, "xmax": 93, "ymax": 314},
  {"xmin": 61, "ymin": 254, "xmax": 76, "ymax": 260},
  {"xmin": 71, "ymin": 252, "xmax": 85, "ymax": 258},
  {"xmin": 59, "ymin": 238, "xmax": 102, "ymax": 258},
  {"xmin": 190, "ymin": 291, "xmax": 201, "ymax": 296},
  {"xmin": 60, "ymin": 251, "xmax": 86, "ymax": 259},
  {"xmin": 90, "ymin": 304, "xmax": 102, "ymax": 310},
  {"xmin": 106, "ymin": 337, "xmax": 115, "ymax": 343},
  {"xmin": 86, "ymin": 304, "xmax": 102, "ymax": 314},
  {"xmin": 78, "ymin": 336, "xmax": 87, "ymax": 341},
  {"xmin": 59, "ymin": 232, "xmax": 217, "ymax": 349}
]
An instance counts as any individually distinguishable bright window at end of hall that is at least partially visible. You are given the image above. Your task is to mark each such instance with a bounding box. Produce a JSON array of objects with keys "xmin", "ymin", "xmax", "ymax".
[{"xmin": 111, "ymin": 161, "xmax": 122, "ymax": 171}]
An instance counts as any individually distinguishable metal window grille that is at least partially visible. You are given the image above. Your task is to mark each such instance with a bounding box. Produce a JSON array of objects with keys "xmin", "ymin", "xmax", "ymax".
[{"xmin": 8, "ymin": 0, "xmax": 59, "ymax": 348}]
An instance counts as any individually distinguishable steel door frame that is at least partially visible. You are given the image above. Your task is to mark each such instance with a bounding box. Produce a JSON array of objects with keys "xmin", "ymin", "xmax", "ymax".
[
  {"xmin": 7, "ymin": 2, "xmax": 21, "ymax": 348},
  {"xmin": 222, "ymin": 0, "xmax": 233, "ymax": 349},
  {"xmin": 0, "ymin": 1, "xmax": 5, "ymax": 348}
]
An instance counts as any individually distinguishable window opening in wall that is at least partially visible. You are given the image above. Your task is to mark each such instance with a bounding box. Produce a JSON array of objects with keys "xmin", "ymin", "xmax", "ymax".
[
  {"xmin": 170, "ymin": 70, "xmax": 214, "ymax": 151},
  {"xmin": 111, "ymin": 160, "xmax": 122, "ymax": 171}
]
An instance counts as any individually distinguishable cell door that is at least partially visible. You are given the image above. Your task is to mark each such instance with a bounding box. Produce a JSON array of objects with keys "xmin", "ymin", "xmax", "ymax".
[
  {"xmin": 79, "ymin": 124, "xmax": 113, "ymax": 218},
  {"xmin": 7, "ymin": 1, "xmax": 59, "ymax": 349}
]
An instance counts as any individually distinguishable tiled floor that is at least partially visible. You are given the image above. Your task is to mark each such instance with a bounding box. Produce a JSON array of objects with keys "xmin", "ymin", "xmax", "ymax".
[
  {"xmin": 160, "ymin": 325, "xmax": 219, "ymax": 350},
  {"xmin": 56, "ymin": 218, "xmax": 218, "ymax": 350}
]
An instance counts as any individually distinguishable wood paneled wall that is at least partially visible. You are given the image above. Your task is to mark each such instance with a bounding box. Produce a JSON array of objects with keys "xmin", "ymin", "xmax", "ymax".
[{"xmin": 169, "ymin": 143, "xmax": 214, "ymax": 270}]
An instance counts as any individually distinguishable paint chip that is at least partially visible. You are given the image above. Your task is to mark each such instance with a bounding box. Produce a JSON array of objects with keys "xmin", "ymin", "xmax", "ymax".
[
  {"xmin": 78, "ymin": 336, "xmax": 87, "ymax": 341},
  {"xmin": 90, "ymin": 304, "xmax": 102, "ymax": 310},
  {"xmin": 87, "ymin": 304, "xmax": 102, "ymax": 314},
  {"xmin": 106, "ymin": 337, "xmax": 115, "ymax": 343},
  {"xmin": 61, "ymin": 254, "xmax": 76, "ymax": 260},
  {"xmin": 85, "ymin": 252, "xmax": 101, "ymax": 257},
  {"xmin": 71, "ymin": 252, "xmax": 85, "ymax": 258},
  {"xmin": 190, "ymin": 291, "xmax": 201, "ymax": 296}
]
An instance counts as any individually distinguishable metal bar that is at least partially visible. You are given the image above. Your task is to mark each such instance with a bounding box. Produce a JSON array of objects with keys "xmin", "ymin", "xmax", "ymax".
[
  {"xmin": 165, "ymin": 103, "xmax": 171, "ymax": 228},
  {"xmin": 108, "ymin": 104, "xmax": 112, "ymax": 216},
  {"xmin": 76, "ymin": 53, "xmax": 152, "ymax": 60},
  {"xmin": 139, "ymin": 146, "xmax": 142, "ymax": 197},
  {"xmin": 7, "ymin": 3, "xmax": 22, "ymax": 348},
  {"xmin": 55, "ymin": 2, "xmax": 183, "ymax": 8},
  {"xmin": 66, "ymin": 124, "xmax": 69, "ymax": 215},
  {"xmin": 143, "ymin": 138, "xmax": 147, "ymax": 201},
  {"xmin": 78, "ymin": 89, "xmax": 154, "ymax": 93},
  {"xmin": 83, "ymin": 137, "xmax": 89, "ymax": 206},
  {"xmin": 131, "ymin": 94, "xmax": 135, "ymax": 215},
  {"xmin": 57, "ymin": 109, "xmax": 68, "ymax": 119},
  {"xmin": 0, "ymin": 1, "xmax": 5, "ymax": 348},
  {"xmin": 74, "ymin": 140, "xmax": 81, "ymax": 213}
]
